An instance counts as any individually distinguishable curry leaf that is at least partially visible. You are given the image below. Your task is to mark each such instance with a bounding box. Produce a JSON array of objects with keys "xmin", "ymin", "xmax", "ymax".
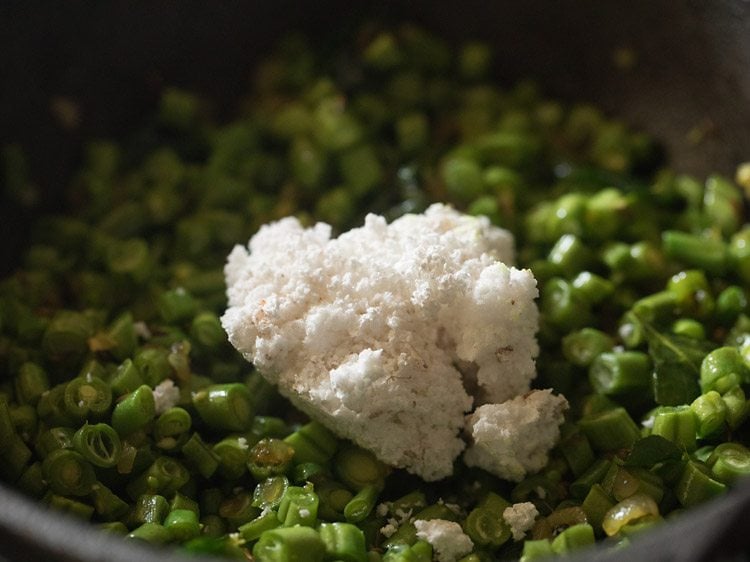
[{"xmin": 637, "ymin": 317, "xmax": 715, "ymax": 406}]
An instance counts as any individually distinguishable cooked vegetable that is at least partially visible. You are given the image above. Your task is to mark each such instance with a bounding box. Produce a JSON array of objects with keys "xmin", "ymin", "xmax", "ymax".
[{"xmin": 0, "ymin": 22, "xmax": 749, "ymax": 562}]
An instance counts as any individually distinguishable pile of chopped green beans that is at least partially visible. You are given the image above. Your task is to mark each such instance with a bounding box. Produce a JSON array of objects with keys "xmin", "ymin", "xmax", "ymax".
[{"xmin": 2, "ymin": 23, "xmax": 750, "ymax": 562}]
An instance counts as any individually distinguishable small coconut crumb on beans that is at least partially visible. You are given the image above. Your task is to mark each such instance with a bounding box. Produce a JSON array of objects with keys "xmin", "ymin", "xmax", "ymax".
[
  {"xmin": 414, "ymin": 518, "xmax": 474, "ymax": 562},
  {"xmin": 503, "ymin": 502, "xmax": 540, "ymax": 541}
]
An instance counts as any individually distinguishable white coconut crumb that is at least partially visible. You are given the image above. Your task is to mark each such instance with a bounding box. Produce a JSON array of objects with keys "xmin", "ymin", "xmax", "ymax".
[
  {"xmin": 133, "ymin": 321, "xmax": 152, "ymax": 340},
  {"xmin": 414, "ymin": 519, "xmax": 474, "ymax": 562},
  {"xmin": 153, "ymin": 379, "xmax": 181, "ymax": 415},
  {"xmin": 464, "ymin": 389, "xmax": 569, "ymax": 482},
  {"xmin": 237, "ymin": 437, "xmax": 249, "ymax": 449},
  {"xmin": 298, "ymin": 508, "xmax": 310, "ymax": 518},
  {"xmin": 502, "ymin": 502, "xmax": 539, "ymax": 541},
  {"xmin": 376, "ymin": 503, "xmax": 389, "ymax": 517},
  {"xmin": 394, "ymin": 508, "xmax": 412, "ymax": 523},
  {"xmin": 380, "ymin": 522, "xmax": 398, "ymax": 538}
]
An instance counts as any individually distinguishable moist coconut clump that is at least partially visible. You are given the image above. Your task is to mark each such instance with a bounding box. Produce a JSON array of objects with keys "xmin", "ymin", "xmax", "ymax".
[{"xmin": 222, "ymin": 203, "xmax": 565, "ymax": 481}]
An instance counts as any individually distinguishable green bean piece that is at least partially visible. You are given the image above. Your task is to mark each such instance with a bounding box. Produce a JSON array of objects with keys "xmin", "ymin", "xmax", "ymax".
[
  {"xmin": 463, "ymin": 492, "xmax": 512, "ymax": 548},
  {"xmin": 9, "ymin": 403, "xmax": 36, "ymax": 441},
  {"xmin": 42, "ymin": 448, "xmax": 96, "ymax": 496},
  {"xmin": 99, "ymin": 521, "xmax": 129, "ymax": 534},
  {"xmin": 158, "ymin": 287, "xmax": 199, "ymax": 324},
  {"xmin": 559, "ymin": 427, "xmax": 596, "ymax": 477},
  {"xmin": 292, "ymin": 461, "xmax": 330, "ymax": 485},
  {"xmin": 548, "ymin": 234, "xmax": 594, "ymax": 278},
  {"xmin": 550, "ymin": 523, "xmax": 595, "ymax": 553},
  {"xmin": 541, "ymin": 277, "xmax": 592, "ymax": 332},
  {"xmin": 666, "ymin": 270, "xmax": 715, "ymax": 319},
  {"xmin": 578, "ymin": 407, "xmax": 640, "ymax": 451},
  {"xmin": 127, "ymin": 522, "xmax": 172, "ymax": 544},
  {"xmin": 277, "ymin": 485, "xmax": 319, "ymax": 527},
  {"xmin": 192, "ymin": 383, "xmax": 254, "ymax": 431},
  {"xmin": 671, "ymin": 318, "xmax": 706, "ymax": 340},
  {"xmin": 700, "ymin": 347, "xmax": 750, "ymax": 394},
  {"xmin": 239, "ymin": 510, "xmax": 282, "ymax": 542},
  {"xmin": 335, "ymin": 446, "xmax": 389, "ymax": 491},
  {"xmin": 252, "ymin": 525, "xmax": 326, "ymax": 562},
  {"xmin": 129, "ymin": 493, "xmax": 171, "ymax": 526},
  {"xmin": 35, "ymin": 426, "xmax": 75, "ymax": 458},
  {"xmin": 581, "ymin": 483, "xmax": 615, "ymax": 533},
  {"xmin": 675, "ymin": 460, "xmax": 727, "ymax": 507},
  {"xmin": 662, "ymin": 230, "xmax": 728, "ymax": 275},
  {"xmin": 210, "ymin": 434, "xmax": 250, "ymax": 481},
  {"xmin": 14, "ymin": 362, "xmax": 49, "ymax": 406},
  {"xmin": 253, "ymin": 475, "xmax": 289, "ymax": 510},
  {"xmin": 200, "ymin": 514, "xmax": 227, "ymax": 538},
  {"xmin": 562, "ymin": 328, "xmax": 615, "ymax": 367},
  {"xmin": 182, "ymin": 432, "xmax": 220, "ymax": 478},
  {"xmin": 63, "ymin": 376, "xmax": 112, "ymax": 421},
  {"xmin": 111, "ymin": 385, "xmax": 156, "ymax": 436},
  {"xmin": 319, "ymin": 522, "xmax": 368, "ymax": 562},
  {"xmin": 248, "ymin": 438, "xmax": 295, "ymax": 481},
  {"xmin": 382, "ymin": 540, "xmax": 433, "ymax": 562},
  {"xmin": 690, "ymin": 391, "xmax": 727, "ymax": 438},
  {"xmin": 90, "ymin": 312, "xmax": 137, "ymax": 361},
  {"xmin": 37, "ymin": 384, "xmax": 77, "ymax": 427},
  {"xmin": 251, "ymin": 415, "xmax": 291, "ymax": 439},
  {"xmin": 89, "ymin": 481, "xmax": 129, "ymax": 521},
  {"xmin": 109, "ymin": 359, "xmax": 145, "ymax": 398},
  {"xmin": 570, "ymin": 272, "xmax": 614, "ymax": 305},
  {"xmin": 17, "ymin": 462, "xmax": 46, "ymax": 498},
  {"xmin": 200, "ymin": 487, "xmax": 224, "ymax": 516},
  {"xmin": 42, "ymin": 310, "xmax": 94, "ymax": 364},
  {"xmin": 0, "ymin": 434, "xmax": 33, "ymax": 482},
  {"xmin": 520, "ymin": 539, "xmax": 554, "ymax": 561},
  {"xmin": 190, "ymin": 311, "xmax": 227, "ymax": 349},
  {"xmin": 220, "ymin": 491, "xmax": 261, "ymax": 529},
  {"xmin": 134, "ymin": 348, "xmax": 173, "ymax": 388},
  {"xmin": 706, "ymin": 442, "xmax": 750, "ymax": 483},
  {"xmin": 164, "ymin": 508, "xmax": 201, "ymax": 542},
  {"xmin": 589, "ymin": 351, "xmax": 652, "ymax": 396},
  {"xmin": 126, "ymin": 456, "xmax": 190, "ymax": 500},
  {"xmin": 46, "ymin": 494, "xmax": 95, "ymax": 520},
  {"xmin": 344, "ymin": 484, "xmax": 380, "ymax": 523},
  {"xmin": 170, "ymin": 492, "xmax": 199, "ymax": 515},
  {"xmin": 722, "ymin": 385, "xmax": 749, "ymax": 429},
  {"xmin": 716, "ymin": 286, "xmax": 748, "ymax": 326},
  {"xmin": 317, "ymin": 480, "xmax": 354, "ymax": 521},
  {"xmin": 153, "ymin": 406, "xmax": 192, "ymax": 450},
  {"xmin": 650, "ymin": 406, "xmax": 697, "ymax": 452},
  {"xmin": 72, "ymin": 423, "xmax": 122, "ymax": 468},
  {"xmin": 284, "ymin": 420, "xmax": 339, "ymax": 465}
]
